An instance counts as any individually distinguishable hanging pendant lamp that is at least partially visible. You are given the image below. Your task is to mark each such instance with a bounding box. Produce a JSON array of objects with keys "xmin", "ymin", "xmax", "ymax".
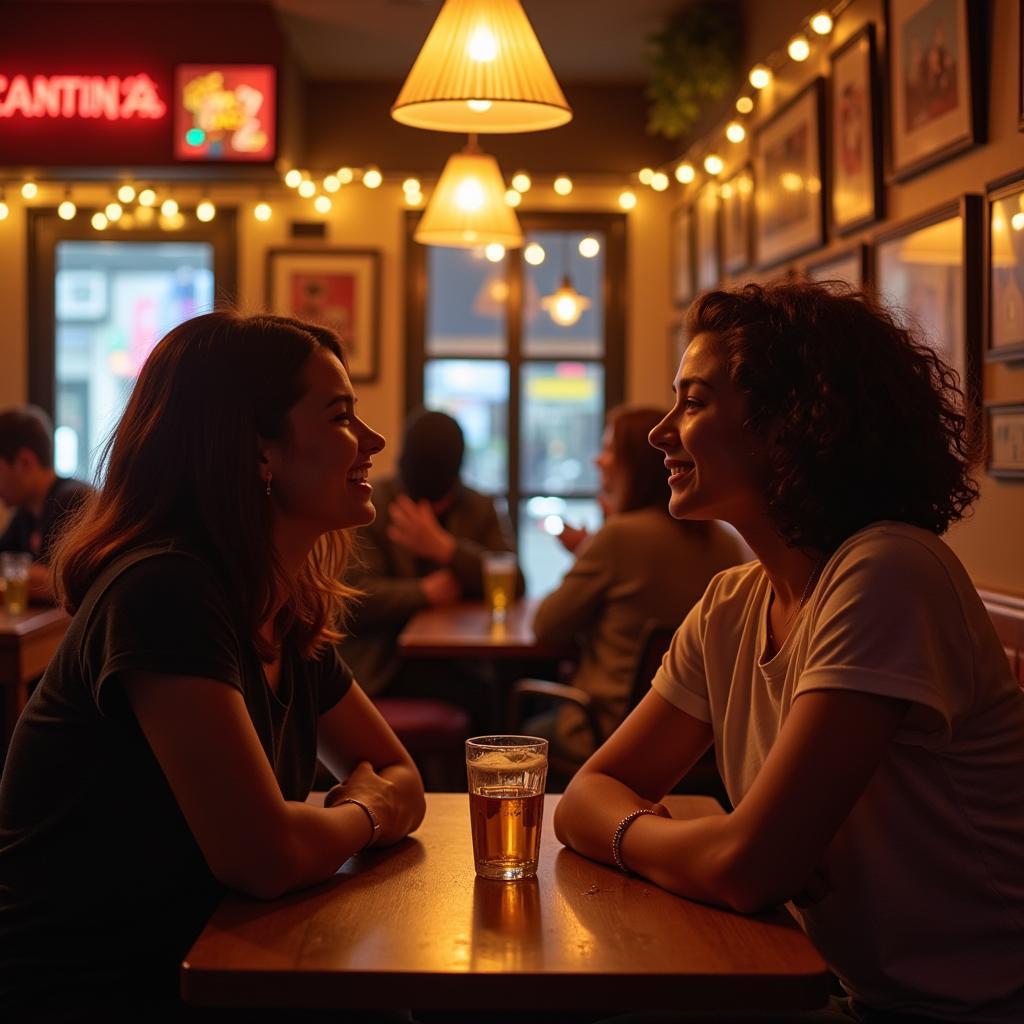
[
  {"xmin": 414, "ymin": 136, "xmax": 524, "ymax": 248},
  {"xmin": 541, "ymin": 234, "xmax": 590, "ymax": 326},
  {"xmin": 392, "ymin": 0, "xmax": 572, "ymax": 134}
]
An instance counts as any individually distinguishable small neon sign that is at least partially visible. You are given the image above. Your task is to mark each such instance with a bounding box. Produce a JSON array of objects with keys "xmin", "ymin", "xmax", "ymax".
[
  {"xmin": 174, "ymin": 64, "xmax": 276, "ymax": 161},
  {"xmin": 0, "ymin": 73, "xmax": 166, "ymax": 120}
]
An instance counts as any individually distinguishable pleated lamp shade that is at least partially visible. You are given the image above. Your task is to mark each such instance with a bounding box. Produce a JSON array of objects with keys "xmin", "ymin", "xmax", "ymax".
[
  {"xmin": 392, "ymin": 0, "xmax": 572, "ymax": 133},
  {"xmin": 414, "ymin": 143, "xmax": 524, "ymax": 248}
]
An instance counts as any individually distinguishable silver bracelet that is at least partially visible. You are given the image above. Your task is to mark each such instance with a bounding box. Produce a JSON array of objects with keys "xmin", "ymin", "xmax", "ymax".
[
  {"xmin": 333, "ymin": 797, "xmax": 381, "ymax": 851},
  {"xmin": 611, "ymin": 807, "xmax": 661, "ymax": 874}
]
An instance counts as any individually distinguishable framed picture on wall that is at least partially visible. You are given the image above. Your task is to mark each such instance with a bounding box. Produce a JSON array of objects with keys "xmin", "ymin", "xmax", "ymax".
[
  {"xmin": 873, "ymin": 195, "xmax": 983, "ymax": 397},
  {"xmin": 986, "ymin": 171, "xmax": 1024, "ymax": 362},
  {"xmin": 830, "ymin": 22, "xmax": 883, "ymax": 234},
  {"xmin": 694, "ymin": 182, "xmax": 720, "ymax": 292},
  {"xmin": 671, "ymin": 204, "xmax": 695, "ymax": 307},
  {"xmin": 721, "ymin": 165, "xmax": 754, "ymax": 275},
  {"xmin": 886, "ymin": 0, "xmax": 985, "ymax": 182},
  {"xmin": 986, "ymin": 403, "xmax": 1024, "ymax": 478},
  {"xmin": 266, "ymin": 248, "xmax": 381, "ymax": 381},
  {"xmin": 807, "ymin": 243, "xmax": 870, "ymax": 290},
  {"xmin": 754, "ymin": 78, "xmax": 826, "ymax": 268}
]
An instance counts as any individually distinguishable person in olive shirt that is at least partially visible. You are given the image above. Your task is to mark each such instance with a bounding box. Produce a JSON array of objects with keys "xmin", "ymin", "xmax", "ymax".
[
  {"xmin": 343, "ymin": 409, "xmax": 524, "ymax": 705},
  {"xmin": 0, "ymin": 313, "xmax": 425, "ymax": 1021},
  {"xmin": 0, "ymin": 406, "xmax": 92, "ymax": 603}
]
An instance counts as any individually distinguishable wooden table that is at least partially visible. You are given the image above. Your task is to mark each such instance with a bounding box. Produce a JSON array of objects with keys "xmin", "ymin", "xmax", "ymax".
[
  {"xmin": 182, "ymin": 793, "xmax": 831, "ymax": 1014},
  {"xmin": 398, "ymin": 598, "xmax": 572, "ymax": 660},
  {"xmin": 0, "ymin": 606, "xmax": 69, "ymax": 745}
]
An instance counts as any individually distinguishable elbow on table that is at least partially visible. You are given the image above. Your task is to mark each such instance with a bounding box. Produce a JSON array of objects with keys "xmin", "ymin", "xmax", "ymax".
[{"xmin": 713, "ymin": 843, "xmax": 795, "ymax": 915}]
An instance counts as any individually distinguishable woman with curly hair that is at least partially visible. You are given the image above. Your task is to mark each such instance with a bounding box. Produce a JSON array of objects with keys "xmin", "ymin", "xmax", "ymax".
[
  {"xmin": 555, "ymin": 281, "xmax": 1024, "ymax": 1023},
  {"xmin": 0, "ymin": 312, "xmax": 426, "ymax": 1021}
]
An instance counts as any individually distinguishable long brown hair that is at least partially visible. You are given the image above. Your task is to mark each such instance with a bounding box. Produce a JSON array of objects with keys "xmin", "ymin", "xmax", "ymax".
[{"xmin": 51, "ymin": 310, "xmax": 359, "ymax": 661}]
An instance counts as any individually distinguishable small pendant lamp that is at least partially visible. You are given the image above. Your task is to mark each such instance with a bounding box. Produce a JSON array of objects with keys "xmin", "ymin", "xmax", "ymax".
[
  {"xmin": 392, "ymin": 0, "xmax": 572, "ymax": 134},
  {"xmin": 541, "ymin": 234, "xmax": 590, "ymax": 327}
]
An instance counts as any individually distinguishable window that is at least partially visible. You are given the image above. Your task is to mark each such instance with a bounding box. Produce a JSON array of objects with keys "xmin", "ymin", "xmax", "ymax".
[{"xmin": 407, "ymin": 212, "xmax": 626, "ymax": 594}]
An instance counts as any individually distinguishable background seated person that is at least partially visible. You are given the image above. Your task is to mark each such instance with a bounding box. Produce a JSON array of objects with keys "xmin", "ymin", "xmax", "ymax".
[
  {"xmin": 0, "ymin": 406, "xmax": 92, "ymax": 604},
  {"xmin": 555, "ymin": 282, "xmax": 1024, "ymax": 1024},
  {"xmin": 529, "ymin": 405, "xmax": 748, "ymax": 765},
  {"xmin": 343, "ymin": 408, "xmax": 524, "ymax": 704}
]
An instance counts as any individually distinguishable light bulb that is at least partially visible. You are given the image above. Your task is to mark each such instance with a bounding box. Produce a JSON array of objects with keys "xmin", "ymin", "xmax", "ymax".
[
  {"xmin": 467, "ymin": 25, "xmax": 499, "ymax": 62},
  {"xmin": 524, "ymin": 243, "xmax": 546, "ymax": 266},
  {"xmin": 467, "ymin": 99, "xmax": 492, "ymax": 112},
  {"xmin": 254, "ymin": 201, "xmax": 272, "ymax": 222},
  {"xmin": 810, "ymin": 11, "xmax": 834, "ymax": 35},
  {"xmin": 337, "ymin": 167, "xmax": 354, "ymax": 185},
  {"xmin": 788, "ymin": 35, "xmax": 811, "ymax": 62},
  {"xmin": 314, "ymin": 194, "xmax": 332, "ymax": 214},
  {"xmin": 91, "ymin": 212, "xmax": 109, "ymax": 230},
  {"xmin": 323, "ymin": 174, "xmax": 341, "ymax": 193},
  {"xmin": 402, "ymin": 177, "xmax": 421, "ymax": 194},
  {"xmin": 138, "ymin": 188, "xmax": 157, "ymax": 207},
  {"xmin": 160, "ymin": 198, "xmax": 179, "ymax": 217},
  {"xmin": 58, "ymin": 200, "xmax": 77, "ymax": 220},
  {"xmin": 196, "ymin": 200, "xmax": 216, "ymax": 222},
  {"xmin": 297, "ymin": 179, "xmax": 316, "ymax": 198},
  {"xmin": 675, "ymin": 162, "xmax": 695, "ymax": 184},
  {"xmin": 749, "ymin": 64, "xmax": 772, "ymax": 90},
  {"xmin": 21, "ymin": 182, "xmax": 38, "ymax": 199},
  {"xmin": 650, "ymin": 172, "xmax": 670, "ymax": 192},
  {"xmin": 117, "ymin": 184, "xmax": 136, "ymax": 203},
  {"xmin": 704, "ymin": 154, "xmax": 724, "ymax": 175},
  {"xmin": 1011, "ymin": 212, "xmax": 1024, "ymax": 231},
  {"xmin": 362, "ymin": 167, "xmax": 383, "ymax": 189},
  {"xmin": 453, "ymin": 176, "xmax": 485, "ymax": 212},
  {"xmin": 618, "ymin": 190, "xmax": 637, "ymax": 210},
  {"xmin": 0, "ymin": 201, "xmax": 9, "ymax": 221},
  {"xmin": 105, "ymin": 202, "xmax": 123, "ymax": 221},
  {"xmin": 284, "ymin": 170, "xmax": 303, "ymax": 188},
  {"xmin": 485, "ymin": 243, "xmax": 505, "ymax": 262},
  {"xmin": 553, "ymin": 176, "xmax": 573, "ymax": 196},
  {"xmin": 578, "ymin": 237, "xmax": 600, "ymax": 258},
  {"xmin": 511, "ymin": 172, "xmax": 531, "ymax": 193},
  {"xmin": 504, "ymin": 188, "xmax": 522, "ymax": 207},
  {"xmin": 638, "ymin": 167, "xmax": 654, "ymax": 185},
  {"xmin": 726, "ymin": 121, "xmax": 746, "ymax": 143},
  {"xmin": 736, "ymin": 96, "xmax": 754, "ymax": 114},
  {"xmin": 405, "ymin": 190, "xmax": 424, "ymax": 207}
]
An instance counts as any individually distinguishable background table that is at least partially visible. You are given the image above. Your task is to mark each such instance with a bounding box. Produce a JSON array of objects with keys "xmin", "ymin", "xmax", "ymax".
[
  {"xmin": 0, "ymin": 606, "xmax": 69, "ymax": 746},
  {"xmin": 398, "ymin": 598, "xmax": 573, "ymax": 660},
  {"xmin": 182, "ymin": 793, "xmax": 831, "ymax": 1014}
]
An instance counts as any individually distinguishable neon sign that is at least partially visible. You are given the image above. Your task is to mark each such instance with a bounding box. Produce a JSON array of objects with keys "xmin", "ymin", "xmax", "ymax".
[
  {"xmin": 174, "ymin": 64, "xmax": 275, "ymax": 161},
  {"xmin": 0, "ymin": 73, "xmax": 166, "ymax": 120}
]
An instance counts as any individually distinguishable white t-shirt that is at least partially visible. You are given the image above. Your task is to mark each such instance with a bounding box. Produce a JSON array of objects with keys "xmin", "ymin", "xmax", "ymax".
[{"xmin": 653, "ymin": 522, "xmax": 1024, "ymax": 1022}]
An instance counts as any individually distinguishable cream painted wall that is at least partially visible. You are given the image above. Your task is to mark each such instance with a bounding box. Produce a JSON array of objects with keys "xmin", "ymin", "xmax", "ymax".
[{"xmin": 0, "ymin": 179, "xmax": 673, "ymax": 481}]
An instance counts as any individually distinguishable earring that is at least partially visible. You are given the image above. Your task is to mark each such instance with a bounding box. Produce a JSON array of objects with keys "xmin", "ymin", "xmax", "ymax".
[{"xmin": 265, "ymin": 473, "xmax": 272, "ymax": 497}]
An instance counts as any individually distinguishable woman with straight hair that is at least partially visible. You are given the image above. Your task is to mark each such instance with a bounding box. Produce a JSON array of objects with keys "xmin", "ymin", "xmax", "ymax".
[
  {"xmin": 530, "ymin": 405, "xmax": 748, "ymax": 765},
  {"xmin": 0, "ymin": 311, "xmax": 426, "ymax": 1020},
  {"xmin": 556, "ymin": 282, "xmax": 1024, "ymax": 1023}
]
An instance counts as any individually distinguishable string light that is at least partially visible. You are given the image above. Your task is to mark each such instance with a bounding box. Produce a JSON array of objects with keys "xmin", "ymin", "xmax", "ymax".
[
  {"xmin": 91, "ymin": 212, "xmax": 108, "ymax": 230},
  {"xmin": 484, "ymin": 242, "xmax": 505, "ymax": 262},
  {"xmin": 314, "ymin": 194, "xmax": 332, "ymax": 213},
  {"xmin": 674, "ymin": 162, "xmax": 695, "ymax": 184},
  {"xmin": 0, "ymin": 189, "xmax": 8, "ymax": 221},
  {"xmin": 578, "ymin": 237, "xmax": 600, "ymax": 258},
  {"xmin": 504, "ymin": 188, "xmax": 522, "ymax": 207},
  {"xmin": 138, "ymin": 188, "xmax": 157, "ymax": 207},
  {"xmin": 402, "ymin": 177, "xmax": 421, "ymax": 194},
  {"xmin": 725, "ymin": 121, "xmax": 746, "ymax": 143},
  {"xmin": 362, "ymin": 166, "xmax": 383, "ymax": 189},
  {"xmin": 524, "ymin": 242, "xmax": 546, "ymax": 266},
  {"xmin": 650, "ymin": 172, "xmax": 669, "ymax": 192},
  {"xmin": 323, "ymin": 174, "xmax": 341, "ymax": 193},
  {"xmin": 810, "ymin": 11, "xmax": 834, "ymax": 35},
  {"xmin": 284, "ymin": 169, "xmax": 303, "ymax": 188},
  {"xmin": 788, "ymin": 34, "xmax": 811, "ymax": 62},
  {"xmin": 405, "ymin": 189, "xmax": 425, "ymax": 207},
  {"xmin": 117, "ymin": 184, "xmax": 136, "ymax": 203},
  {"xmin": 511, "ymin": 171, "xmax": 531, "ymax": 193},
  {"xmin": 196, "ymin": 199, "xmax": 216, "ymax": 222},
  {"xmin": 297, "ymin": 179, "xmax": 316, "ymax": 198},
  {"xmin": 21, "ymin": 181, "xmax": 38, "ymax": 199},
  {"xmin": 160, "ymin": 198, "xmax": 179, "ymax": 217},
  {"xmin": 749, "ymin": 64, "xmax": 772, "ymax": 90},
  {"xmin": 618, "ymin": 190, "xmax": 637, "ymax": 211},
  {"xmin": 553, "ymin": 176, "xmax": 573, "ymax": 196},
  {"xmin": 638, "ymin": 167, "xmax": 654, "ymax": 185},
  {"xmin": 254, "ymin": 201, "xmax": 273, "ymax": 222},
  {"xmin": 337, "ymin": 167, "xmax": 354, "ymax": 185},
  {"xmin": 703, "ymin": 154, "xmax": 724, "ymax": 176},
  {"xmin": 736, "ymin": 96, "xmax": 754, "ymax": 114},
  {"xmin": 58, "ymin": 198, "xmax": 77, "ymax": 220},
  {"xmin": 105, "ymin": 202, "xmax": 123, "ymax": 222}
]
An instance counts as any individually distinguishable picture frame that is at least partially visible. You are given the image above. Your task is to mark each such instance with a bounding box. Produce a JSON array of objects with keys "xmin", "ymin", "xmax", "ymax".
[
  {"xmin": 266, "ymin": 248, "xmax": 381, "ymax": 382},
  {"xmin": 720, "ymin": 165, "xmax": 754, "ymax": 275},
  {"xmin": 985, "ymin": 170, "xmax": 1024, "ymax": 362},
  {"xmin": 806, "ymin": 243, "xmax": 870, "ymax": 290},
  {"xmin": 671, "ymin": 204, "xmax": 695, "ymax": 307},
  {"xmin": 754, "ymin": 77, "xmax": 826, "ymax": 268},
  {"xmin": 986, "ymin": 403, "xmax": 1024, "ymax": 478},
  {"xmin": 873, "ymin": 195, "xmax": 983, "ymax": 399},
  {"xmin": 830, "ymin": 22, "xmax": 884, "ymax": 234},
  {"xmin": 886, "ymin": 0, "xmax": 985, "ymax": 182},
  {"xmin": 694, "ymin": 182, "xmax": 720, "ymax": 292}
]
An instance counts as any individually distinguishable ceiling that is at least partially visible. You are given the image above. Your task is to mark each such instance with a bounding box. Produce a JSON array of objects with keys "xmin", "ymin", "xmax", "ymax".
[{"xmin": 272, "ymin": 0, "xmax": 687, "ymax": 82}]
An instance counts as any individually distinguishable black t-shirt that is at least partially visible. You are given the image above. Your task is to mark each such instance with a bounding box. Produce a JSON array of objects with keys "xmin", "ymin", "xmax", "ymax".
[
  {"xmin": 0, "ymin": 543, "xmax": 353, "ymax": 1015},
  {"xmin": 0, "ymin": 476, "xmax": 92, "ymax": 560}
]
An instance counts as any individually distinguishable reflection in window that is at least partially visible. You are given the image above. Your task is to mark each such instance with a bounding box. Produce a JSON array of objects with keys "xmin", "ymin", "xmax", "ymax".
[
  {"xmin": 427, "ymin": 246, "xmax": 507, "ymax": 358},
  {"xmin": 519, "ymin": 497, "xmax": 602, "ymax": 597}
]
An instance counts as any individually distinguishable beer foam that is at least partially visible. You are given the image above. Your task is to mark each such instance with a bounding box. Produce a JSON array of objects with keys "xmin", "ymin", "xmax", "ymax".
[{"xmin": 468, "ymin": 749, "xmax": 547, "ymax": 773}]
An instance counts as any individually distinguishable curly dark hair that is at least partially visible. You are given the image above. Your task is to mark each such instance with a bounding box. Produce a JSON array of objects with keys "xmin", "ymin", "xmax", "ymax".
[{"xmin": 685, "ymin": 280, "xmax": 981, "ymax": 551}]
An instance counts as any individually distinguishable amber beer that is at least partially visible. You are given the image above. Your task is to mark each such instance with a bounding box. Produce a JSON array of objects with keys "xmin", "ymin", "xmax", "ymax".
[
  {"xmin": 466, "ymin": 737, "xmax": 548, "ymax": 880},
  {"xmin": 482, "ymin": 552, "xmax": 517, "ymax": 624},
  {"xmin": 1, "ymin": 553, "xmax": 31, "ymax": 615}
]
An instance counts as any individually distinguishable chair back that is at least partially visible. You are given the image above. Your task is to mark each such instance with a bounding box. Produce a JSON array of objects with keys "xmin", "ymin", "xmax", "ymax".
[{"xmin": 626, "ymin": 622, "xmax": 676, "ymax": 713}]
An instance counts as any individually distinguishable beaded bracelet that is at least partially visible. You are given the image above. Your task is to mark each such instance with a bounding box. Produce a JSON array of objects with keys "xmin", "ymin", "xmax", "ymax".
[{"xmin": 611, "ymin": 807, "xmax": 661, "ymax": 874}]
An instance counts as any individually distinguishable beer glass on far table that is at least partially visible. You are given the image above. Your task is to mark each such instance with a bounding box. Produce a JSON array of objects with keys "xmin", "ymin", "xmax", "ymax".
[
  {"xmin": 481, "ymin": 551, "xmax": 517, "ymax": 624},
  {"xmin": 466, "ymin": 735, "xmax": 548, "ymax": 880},
  {"xmin": 1, "ymin": 552, "xmax": 31, "ymax": 615}
]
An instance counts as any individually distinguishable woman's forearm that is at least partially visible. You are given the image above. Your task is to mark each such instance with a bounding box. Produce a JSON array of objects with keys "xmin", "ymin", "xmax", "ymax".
[{"xmin": 379, "ymin": 761, "xmax": 427, "ymax": 838}]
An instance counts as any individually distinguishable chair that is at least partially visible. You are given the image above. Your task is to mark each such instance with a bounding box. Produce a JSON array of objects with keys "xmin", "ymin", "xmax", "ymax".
[{"xmin": 374, "ymin": 697, "xmax": 470, "ymax": 791}]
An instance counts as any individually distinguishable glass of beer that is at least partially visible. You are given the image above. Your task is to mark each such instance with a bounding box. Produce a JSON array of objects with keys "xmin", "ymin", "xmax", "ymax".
[
  {"xmin": 466, "ymin": 735, "xmax": 548, "ymax": 881},
  {"xmin": 482, "ymin": 551, "xmax": 517, "ymax": 624},
  {"xmin": 1, "ymin": 553, "xmax": 31, "ymax": 616}
]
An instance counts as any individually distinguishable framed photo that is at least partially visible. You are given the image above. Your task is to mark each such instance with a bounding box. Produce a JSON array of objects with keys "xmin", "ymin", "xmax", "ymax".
[
  {"xmin": 266, "ymin": 248, "xmax": 381, "ymax": 381},
  {"xmin": 807, "ymin": 243, "xmax": 870, "ymax": 289},
  {"xmin": 886, "ymin": 0, "xmax": 984, "ymax": 182},
  {"xmin": 986, "ymin": 403, "xmax": 1024, "ymax": 478},
  {"xmin": 695, "ymin": 182, "xmax": 720, "ymax": 292},
  {"xmin": 754, "ymin": 78, "xmax": 826, "ymax": 268},
  {"xmin": 830, "ymin": 23, "xmax": 883, "ymax": 234},
  {"xmin": 986, "ymin": 171, "xmax": 1024, "ymax": 362},
  {"xmin": 873, "ymin": 195, "xmax": 983, "ymax": 396},
  {"xmin": 671, "ymin": 205, "xmax": 695, "ymax": 307},
  {"xmin": 721, "ymin": 166, "xmax": 754, "ymax": 275}
]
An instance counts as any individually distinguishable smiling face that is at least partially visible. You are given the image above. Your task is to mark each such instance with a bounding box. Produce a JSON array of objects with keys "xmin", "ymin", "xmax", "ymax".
[
  {"xmin": 263, "ymin": 346, "xmax": 385, "ymax": 537},
  {"xmin": 648, "ymin": 331, "xmax": 768, "ymax": 527}
]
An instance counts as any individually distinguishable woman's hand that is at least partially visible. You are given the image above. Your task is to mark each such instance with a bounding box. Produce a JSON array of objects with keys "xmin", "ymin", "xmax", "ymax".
[{"xmin": 325, "ymin": 761, "xmax": 406, "ymax": 847}]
